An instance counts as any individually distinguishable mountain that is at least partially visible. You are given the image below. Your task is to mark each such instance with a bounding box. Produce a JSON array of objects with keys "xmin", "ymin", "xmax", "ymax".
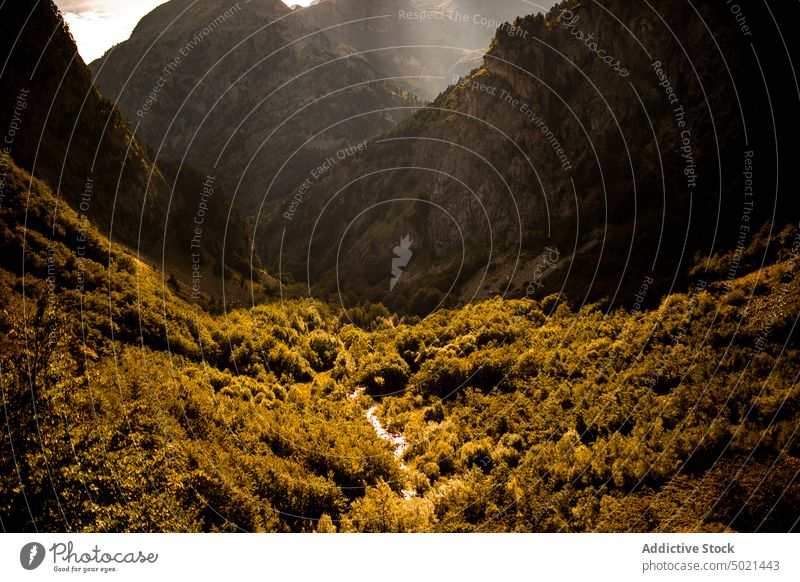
[
  {"xmin": 2, "ymin": 0, "xmax": 800, "ymax": 535},
  {"xmin": 267, "ymin": 0, "xmax": 800, "ymax": 315},
  {"xmin": 0, "ymin": 0, "xmax": 254, "ymax": 302},
  {"xmin": 89, "ymin": 0, "xmax": 423, "ymax": 215},
  {"xmin": 297, "ymin": 0, "xmax": 560, "ymax": 100}
]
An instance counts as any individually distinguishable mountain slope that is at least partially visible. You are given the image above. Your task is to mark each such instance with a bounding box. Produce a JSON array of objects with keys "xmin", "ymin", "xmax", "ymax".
[
  {"xmin": 2, "ymin": 152, "xmax": 799, "ymax": 532},
  {"xmin": 0, "ymin": 154, "xmax": 402, "ymax": 532},
  {"xmin": 89, "ymin": 0, "xmax": 422, "ymax": 214},
  {"xmin": 0, "ymin": 0, "xmax": 253, "ymax": 298},
  {"xmin": 267, "ymin": 0, "xmax": 800, "ymax": 314}
]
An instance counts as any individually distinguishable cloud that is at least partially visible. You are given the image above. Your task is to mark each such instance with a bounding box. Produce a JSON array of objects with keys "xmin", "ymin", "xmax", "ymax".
[
  {"xmin": 55, "ymin": 0, "xmax": 169, "ymax": 62},
  {"xmin": 54, "ymin": 0, "xmax": 318, "ymax": 61}
]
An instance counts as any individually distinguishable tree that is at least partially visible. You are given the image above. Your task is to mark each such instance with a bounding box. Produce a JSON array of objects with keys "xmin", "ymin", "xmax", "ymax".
[{"xmin": 316, "ymin": 513, "xmax": 337, "ymax": 533}]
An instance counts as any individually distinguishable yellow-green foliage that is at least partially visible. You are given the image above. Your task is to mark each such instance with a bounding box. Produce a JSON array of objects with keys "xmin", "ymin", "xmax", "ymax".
[{"xmin": 1, "ymin": 158, "xmax": 799, "ymax": 532}]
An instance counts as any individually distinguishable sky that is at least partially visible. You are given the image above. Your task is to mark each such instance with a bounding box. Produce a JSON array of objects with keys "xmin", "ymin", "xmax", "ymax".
[{"xmin": 55, "ymin": 0, "xmax": 315, "ymax": 63}]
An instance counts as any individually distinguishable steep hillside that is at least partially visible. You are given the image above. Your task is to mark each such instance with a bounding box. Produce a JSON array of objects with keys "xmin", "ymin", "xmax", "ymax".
[
  {"xmin": 0, "ymin": 155, "xmax": 401, "ymax": 532},
  {"xmin": 89, "ymin": 0, "xmax": 422, "ymax": 214},
  {"xmin": 0, "ymin": 0, "xmax": 253, "ymax": 299},
  {"xmin": 267, "ymin": 0, "xmax": 800, "ymax": 315}
]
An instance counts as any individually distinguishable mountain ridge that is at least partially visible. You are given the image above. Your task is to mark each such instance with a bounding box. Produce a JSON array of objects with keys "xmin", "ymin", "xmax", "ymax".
[
  {"xmin": 89, "ymin": 0, "xmax": 424, "ymax": 215},
  {"xmin": 264, "ymin": 0, "xmax": 800, "ymax": 314}
]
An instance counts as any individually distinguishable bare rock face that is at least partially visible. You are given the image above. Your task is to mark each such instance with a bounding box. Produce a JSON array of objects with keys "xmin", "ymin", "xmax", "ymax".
[{"xmin": 268, "ymin": 0, "xmax": 800, "ymax": 313}]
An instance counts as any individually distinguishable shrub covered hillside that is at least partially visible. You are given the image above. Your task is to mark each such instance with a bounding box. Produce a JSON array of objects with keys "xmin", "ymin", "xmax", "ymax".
[
  {"xmin": 0, "ymin": 0, "xmax": 254, "ymax": 290},
  {"xmin": 1, "ymin": 154, "xmax": 799, "ymax": 532}
]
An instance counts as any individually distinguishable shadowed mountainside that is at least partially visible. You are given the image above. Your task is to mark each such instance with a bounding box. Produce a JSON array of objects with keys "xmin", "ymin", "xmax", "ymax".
[
  {"xmin": 0, "ymin": 0, "xmax": 254, "ymax": 300},
  {"xmin": 89, "ymin": 0, "xmax": 423, "ymax": 215},
  {"xmin": 265, "ymin": 0, "xmax": 800, "ymax": 315}
]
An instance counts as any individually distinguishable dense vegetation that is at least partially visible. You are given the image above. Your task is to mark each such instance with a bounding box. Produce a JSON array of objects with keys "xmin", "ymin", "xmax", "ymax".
[{"xmin": 2, "ymin": 156, "xmax": 798, "ymax": 532}]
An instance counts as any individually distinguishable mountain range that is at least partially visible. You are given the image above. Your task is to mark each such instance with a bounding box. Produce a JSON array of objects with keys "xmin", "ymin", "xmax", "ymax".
[
  {"xmin": 265, "ymin": 0, "xmax": 800, "ymax": 313},
  {"xmin": 2, "ymin": 0, "xmax": 800, "ymax": 535},
  {"xmin": 83, "ymin": 0, "xmax": 800, "ymax": 315},
  {"xmin": 88, "ymin": 0, "xmax": 559, "ymax": 215}
]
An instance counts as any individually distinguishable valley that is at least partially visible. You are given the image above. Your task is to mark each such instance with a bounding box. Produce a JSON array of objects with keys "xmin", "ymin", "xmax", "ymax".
[{"xmin": 1, "ymin": 0, "xmax": 799, "ymax": 534}]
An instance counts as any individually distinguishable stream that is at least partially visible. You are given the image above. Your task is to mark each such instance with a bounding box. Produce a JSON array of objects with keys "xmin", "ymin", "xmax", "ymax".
[
  {"xmin": 355, "ymin": 395, "xmax": 416, "ymax": 499},
  {"xmin": 366, "ymin": 405, "xmax": 409, "ymax": 465}
]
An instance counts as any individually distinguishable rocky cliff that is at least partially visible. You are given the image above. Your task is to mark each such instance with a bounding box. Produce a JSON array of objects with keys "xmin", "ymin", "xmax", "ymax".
[{"xmin": 267, "ymin": 0, "xmax": 800, "ymax": 314}]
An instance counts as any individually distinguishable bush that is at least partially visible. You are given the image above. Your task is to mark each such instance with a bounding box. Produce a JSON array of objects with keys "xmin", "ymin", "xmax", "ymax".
[
  {"xmin": 305, "ymin": 330, "xmax": 340, "ymax": 371},
  {"xmin": 361, "ymin": 358, "xmax": 410, "ymax": 396},
  {"xmin": 414, "ymin": 356, "xmax": 471, "ymax": 397},
  {"xmin": 267, "ymin": 344, "xmax": 313, "ymax": 381}
]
